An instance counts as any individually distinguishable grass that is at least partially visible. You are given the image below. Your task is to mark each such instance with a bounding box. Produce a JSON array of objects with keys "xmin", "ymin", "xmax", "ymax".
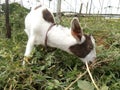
[{"xmin": 0, "ymin": 13, "xmax": 120, "ymax": 89}]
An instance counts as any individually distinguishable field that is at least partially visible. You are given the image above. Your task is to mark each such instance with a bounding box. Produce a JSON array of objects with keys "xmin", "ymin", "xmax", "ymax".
[{"xmin": 0, "ymin": 3, "xmax": 120, "ymax": 90}]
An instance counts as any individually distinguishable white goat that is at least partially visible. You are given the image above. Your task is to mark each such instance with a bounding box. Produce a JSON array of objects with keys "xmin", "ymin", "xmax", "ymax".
[{"xmin": 23, "ymin": 5, "xmax": 96, "ymax": 65}]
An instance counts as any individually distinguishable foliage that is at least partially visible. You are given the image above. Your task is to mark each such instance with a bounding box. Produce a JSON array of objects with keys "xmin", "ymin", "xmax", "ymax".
[
  {"xmin": 0, "ymin": 3, "xmax": 29, "ymax": 37},
  {"xmin": 0, "ymin": 3, "xmax": 120, "ymax": 90},
  {"xmin": 77, "ymin": 80, "xmax": 94, "ymax": 90}
]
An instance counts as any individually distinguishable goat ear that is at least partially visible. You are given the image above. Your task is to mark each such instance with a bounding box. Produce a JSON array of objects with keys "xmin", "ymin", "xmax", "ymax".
[{"xmin": 71, "ymin": 17, "xmax": 83, "ymax": 41}]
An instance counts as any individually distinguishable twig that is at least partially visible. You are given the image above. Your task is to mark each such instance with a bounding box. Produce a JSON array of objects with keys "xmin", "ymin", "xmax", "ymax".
[
  {"xmin": 65, "ymin": 70, "xmax": 87, "ymax": 90},
  {"xmin": 65, "ymin": 59, "xmax": 113, "ymax": 90},
  {"xmin": 85, "ymin": 62, "xmax": 100, "ymax": 90}
]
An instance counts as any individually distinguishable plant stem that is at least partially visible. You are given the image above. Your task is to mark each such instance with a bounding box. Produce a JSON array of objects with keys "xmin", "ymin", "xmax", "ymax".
[
  {"xmin": 85, "ymin": 61, "xmax": 100, "ymax": 90},
  {"xmin": 65, "ymin": 70, "xmax": 87, "ymax": 90}
]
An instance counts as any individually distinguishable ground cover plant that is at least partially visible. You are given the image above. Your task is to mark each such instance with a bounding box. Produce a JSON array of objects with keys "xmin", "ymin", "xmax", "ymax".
[{"xmin": 0, "ymin": 3, "xmax": 120, "ymax": 90}]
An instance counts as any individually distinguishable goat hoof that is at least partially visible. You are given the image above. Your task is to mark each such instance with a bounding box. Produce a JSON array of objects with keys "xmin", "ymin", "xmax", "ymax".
[{"xmin": 22, "ymin": 56, "xmax": 31, "ymax": 66}]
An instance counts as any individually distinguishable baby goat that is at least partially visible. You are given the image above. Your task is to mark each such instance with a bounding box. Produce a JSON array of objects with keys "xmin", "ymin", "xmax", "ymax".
[{"xmin": 23, "ymin": 5, "xmax": 96, "ymax": 65}]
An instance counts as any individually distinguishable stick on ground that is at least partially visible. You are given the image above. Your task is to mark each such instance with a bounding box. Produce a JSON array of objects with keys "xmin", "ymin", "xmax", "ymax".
[
  {"xmin": 65, "ymin": 70, "xmax": 87, "ymax": 90},
  {"xmin": 65, "ymin": 61, "xmax": 100, "ymax": 90},
  {"xmin": 85, "ymin": 61, "xmax": 100, "ymax": 90}
]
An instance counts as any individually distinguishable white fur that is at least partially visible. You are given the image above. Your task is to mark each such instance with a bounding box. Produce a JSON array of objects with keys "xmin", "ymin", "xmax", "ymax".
[{"xmin": 24, "ymin": 5, "xmax": 96, "ymax": 64}]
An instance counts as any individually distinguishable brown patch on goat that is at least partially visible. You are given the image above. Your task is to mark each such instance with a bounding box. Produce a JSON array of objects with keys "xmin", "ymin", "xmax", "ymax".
[
  {"xmin": 69, "ymin": 35, "xmax": 93, "ymax": 58},
  {"xmin": 42, "ymin": 9, "xmax": 55, "ymax": 23}
]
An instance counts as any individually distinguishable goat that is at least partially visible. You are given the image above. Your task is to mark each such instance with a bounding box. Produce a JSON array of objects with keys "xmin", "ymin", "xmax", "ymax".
[{"xmin": 23, "ymin": 5, "xmax": 96, "ymax": 65}]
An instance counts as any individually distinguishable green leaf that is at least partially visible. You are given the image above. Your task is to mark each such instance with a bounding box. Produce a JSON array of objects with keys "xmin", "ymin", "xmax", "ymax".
[
  {"xmin": 101, "ymin": 85, "xmax": 109, "ymax": 90},
  {"xmin": 77, "ymin": 80, "xmax": 94, "ymax": 90}
]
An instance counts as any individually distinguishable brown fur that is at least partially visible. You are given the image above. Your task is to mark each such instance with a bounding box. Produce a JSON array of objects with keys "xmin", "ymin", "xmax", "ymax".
[
  {"xmin": 69, "ymin": 35, "xmax": 93, "ymax": 58},
  {"xmin": 42, "ymin": 9, "xmax": 55, "ymax": 23}
]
